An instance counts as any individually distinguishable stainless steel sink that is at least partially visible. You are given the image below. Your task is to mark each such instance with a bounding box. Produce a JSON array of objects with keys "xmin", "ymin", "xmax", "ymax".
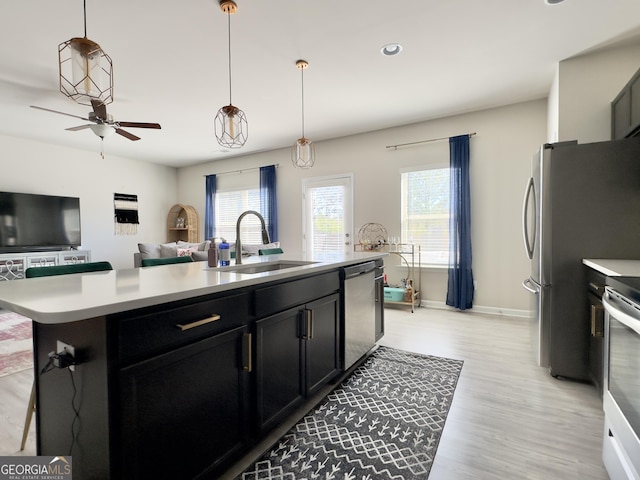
[{"xmin": 211, "ymin": 260, "xmax": 317, "ymax": 275}]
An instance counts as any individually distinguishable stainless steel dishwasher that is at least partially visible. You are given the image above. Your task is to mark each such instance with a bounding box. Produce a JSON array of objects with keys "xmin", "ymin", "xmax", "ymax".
[{"xmin": 342, "ymin": 261, "xmax": 376, "ymax": 370}]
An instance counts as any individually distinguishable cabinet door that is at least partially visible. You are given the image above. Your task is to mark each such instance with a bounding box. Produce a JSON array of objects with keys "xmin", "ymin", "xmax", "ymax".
[
  {"xmin": 305, "ymin": 293, "xmax": 340, "ymax": 396},
  {"xmin": 255, "ymin": 307, "xmax": 305, "ymax": 433},
  {"xmin": 59, "ymin": 251, "xmax": 90, "ymax": 264},
  {"xmin": 0, "ymin": 256, "xmax": 25, "ymax": 281},
  {"xmin": 118, "ymin": 325, "xmax": 250, "ymax": 480},
  {"xmin": 612, "ymin": 88, "xmax": 631, "ymax": 139}
]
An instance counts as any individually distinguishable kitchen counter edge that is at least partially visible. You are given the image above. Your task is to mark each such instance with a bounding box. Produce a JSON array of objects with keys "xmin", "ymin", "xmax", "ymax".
[
  {"xmin": 0, "ymin": 252, "xmax": 386, "ymax": 324},
  {"xmin": 583, "ymin": 258, "xmax": 640, "ymax": 277}
]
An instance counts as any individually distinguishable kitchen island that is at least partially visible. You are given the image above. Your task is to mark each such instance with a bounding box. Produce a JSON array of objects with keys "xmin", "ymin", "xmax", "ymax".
[{"xmin": 0, "ymin": 251, "xmax": 385, "ymax": 480}]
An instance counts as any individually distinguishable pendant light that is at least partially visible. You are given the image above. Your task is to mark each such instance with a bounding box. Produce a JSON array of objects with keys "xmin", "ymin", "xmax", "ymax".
[
  {"xmin": 214, "ymin": 0, "xmax": 248, "ymax": 149},
  {"xmin": 58, "ymin": 0, "xmax": 113, "ymax": 106},
  {"xmin": 292, "ymin": 60, "xmax": 315, "ymax": 169}
]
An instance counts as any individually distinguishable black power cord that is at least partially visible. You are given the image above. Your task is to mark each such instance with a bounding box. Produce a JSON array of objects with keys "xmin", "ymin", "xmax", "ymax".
[{"xmin": 39, "ymin": 350, "xmax": 80, "ymax": 455}]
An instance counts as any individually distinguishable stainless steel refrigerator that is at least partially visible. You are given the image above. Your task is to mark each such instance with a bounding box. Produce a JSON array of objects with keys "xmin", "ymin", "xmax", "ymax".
[{"xmin": 522, "ymin": 138, "xmax": 640, "ymax": 381}]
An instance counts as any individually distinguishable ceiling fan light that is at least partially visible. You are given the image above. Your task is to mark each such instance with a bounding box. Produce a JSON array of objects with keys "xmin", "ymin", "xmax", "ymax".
[
  {"xmin": 89, "ymin": 123, "xmax": 115, "ymax": 139},
  {"xmin": 59, "ymin": 37, "xmax": 113, "ymax": 106},
  {"xmin": 292, "ymin": 137, "xmax": 315, "ymax": 169},
  {"xmin": 214, "ymin": 104, "xmax": 248, "ymax": 148}
]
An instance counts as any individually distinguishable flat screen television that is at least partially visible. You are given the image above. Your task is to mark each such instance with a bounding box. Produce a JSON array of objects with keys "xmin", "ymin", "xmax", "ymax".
[{"xmin": 0, "ymin": 192, "xmax": 81, "ymax": 253}]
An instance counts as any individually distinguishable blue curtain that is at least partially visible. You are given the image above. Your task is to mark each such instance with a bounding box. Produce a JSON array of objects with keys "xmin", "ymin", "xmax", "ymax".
[
  {"xmin": 204, "ymin": 174, "xmax": 217, "ymax": 240},
  {"xmin": 259, "ymin": 165, "xmax": 278, "ymax": 242},
  {"xmin": 446, "ymin": 135, "xmax": 474, "ymax": 310}
]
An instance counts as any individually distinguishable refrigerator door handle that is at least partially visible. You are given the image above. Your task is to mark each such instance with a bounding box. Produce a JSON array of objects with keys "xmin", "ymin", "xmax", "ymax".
[
  {"xmin": 522, "ymin": 177, "xmax": 536, "ymax": 260},
  {"xmin": 522, "ymin": 277, "xmax": 539, "ymax": 294}
]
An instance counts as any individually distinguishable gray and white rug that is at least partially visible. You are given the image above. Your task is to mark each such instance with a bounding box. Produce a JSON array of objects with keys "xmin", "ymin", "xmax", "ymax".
[{"xmin": 237, "ymin": 346, "xmax": 463, "ymax": 480}]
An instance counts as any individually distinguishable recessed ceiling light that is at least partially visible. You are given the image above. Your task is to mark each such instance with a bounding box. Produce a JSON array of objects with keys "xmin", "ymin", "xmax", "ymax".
[
  {"xmin": 381, "ymin": 43, "xmax": 403, "ymax": 56},
  {"xmin": 545, "ymin": 0, "xmax": 566, "ymax": 4}
]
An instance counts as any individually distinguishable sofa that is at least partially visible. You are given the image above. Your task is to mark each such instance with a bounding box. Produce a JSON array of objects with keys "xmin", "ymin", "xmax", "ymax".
[{"xmin": 134, "ymin": 240, "xmax": 281, "ymax": 267}]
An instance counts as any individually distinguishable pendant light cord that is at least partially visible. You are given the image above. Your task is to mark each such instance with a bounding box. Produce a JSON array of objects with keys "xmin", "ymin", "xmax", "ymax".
[
  {"xmin": 300, "ymin": 67, "xmax": 305, "ymax": 138},
  {"xmin": 227, "ymin": 11, "xmax": 233, "ymax": 105},
  {"xmin": 83, "ymin": 0, "xmax": 87, "ymax": 38}
]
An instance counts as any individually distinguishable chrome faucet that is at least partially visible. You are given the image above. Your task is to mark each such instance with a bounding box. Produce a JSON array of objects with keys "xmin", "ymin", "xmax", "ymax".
[{"xmin": 235, "ymin": 210, "xmax": 270, "ymax": 264}]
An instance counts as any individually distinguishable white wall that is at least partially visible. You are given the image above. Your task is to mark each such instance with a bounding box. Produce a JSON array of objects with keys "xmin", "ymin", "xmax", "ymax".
[
  {"xmin": 178, "ymin": 99, "xmax": 547, "ymax": 314},
  {"xmin": 0, "ymin": 134, "xmax": 177, "ymax": 270},
  {"xmin": 556, "ymin": 42, "xmax": 640, "ymax": 143},
  {"xmin": 547, "ymin": 65, "xmax": 560, "ymax": 143}
]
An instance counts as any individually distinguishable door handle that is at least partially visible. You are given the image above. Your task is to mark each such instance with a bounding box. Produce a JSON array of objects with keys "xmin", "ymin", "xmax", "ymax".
[
  {"xmin": 522, "ymin": 177, "xmax": 536, "ymax": 260},
  {"xmin": 300, "ymin": 309, "xmax": 313, "ymax": 340},
  {"xmin": 522, "ymin": 278, "xmax": 539, "ymax": 294},
  {"xmin": 242, "ymin": 332, "xmax": 252, "ymax": 372}
]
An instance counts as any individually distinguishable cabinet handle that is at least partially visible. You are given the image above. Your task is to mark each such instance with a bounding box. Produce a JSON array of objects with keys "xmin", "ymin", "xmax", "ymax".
[
  {"xmin": 307, "ymin": 309, "xmax": 314, "ymax": 340},
  {"xmin": 243, "ymin": 332, "xmax": 252, "ymax": 372},
  {"xmin": 176, "ymin": 314, "xmax": 220, "ymax": 331},
  {"xmin": 589, "ymin": 282, "xmax": 606, "ymax": 295},
  {"xmin": 590, "ymin": 304, "xmax": 604, "ymax": 337}
]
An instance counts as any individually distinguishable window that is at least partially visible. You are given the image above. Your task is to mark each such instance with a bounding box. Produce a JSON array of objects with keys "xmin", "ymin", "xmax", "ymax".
[
  {"xmin": 215, "ymin": 188, "xmax": 263, "ymax": 244},
  {"xmin": 401, "ymin": 167, "xmax": 450, "ymax": 265}
]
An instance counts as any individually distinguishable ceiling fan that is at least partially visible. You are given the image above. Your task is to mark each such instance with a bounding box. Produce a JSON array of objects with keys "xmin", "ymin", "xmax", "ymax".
[{"xmin": 30, "ymin": 100, "xmax": 161, "ymax": 141}]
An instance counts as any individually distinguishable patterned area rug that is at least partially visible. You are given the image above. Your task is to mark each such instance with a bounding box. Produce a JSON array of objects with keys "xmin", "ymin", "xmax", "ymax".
[
  {"xmin": 237, "ymin": 346, "xmax": 463, "ymax": 480},
  {"xmin": 0, "ymin": 310, "xmax": 33, "ymax": 377}
]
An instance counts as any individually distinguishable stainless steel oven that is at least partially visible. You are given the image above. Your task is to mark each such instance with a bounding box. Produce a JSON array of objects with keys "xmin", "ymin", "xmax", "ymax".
[{"xmin": 602, "ymin": 282, "xmax": 640, "ymax": 480}]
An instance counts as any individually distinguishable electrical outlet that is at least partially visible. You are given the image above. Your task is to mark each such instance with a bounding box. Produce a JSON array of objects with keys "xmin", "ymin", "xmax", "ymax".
[{"xmin": 56, "ymin": 340, "xmax": 76, "ymax": 371}]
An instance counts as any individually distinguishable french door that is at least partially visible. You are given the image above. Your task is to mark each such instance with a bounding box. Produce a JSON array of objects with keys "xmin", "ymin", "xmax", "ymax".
[{"xmin": 302, "ymin": 174, "xmax": 353, "ymax": 255}]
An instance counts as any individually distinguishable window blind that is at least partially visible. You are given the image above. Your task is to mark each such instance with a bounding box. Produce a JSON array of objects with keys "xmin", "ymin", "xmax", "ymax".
[
  {"xmin": 215, "ymin": 188, "xmax": 262, "ymax": 244},
  {"xmin": 401, "ymin": 168, "xmax": 450, "ymax": 264},
  {"xmin": 310, "ymin": 185, "xmax": 344, "ymax": 251}
]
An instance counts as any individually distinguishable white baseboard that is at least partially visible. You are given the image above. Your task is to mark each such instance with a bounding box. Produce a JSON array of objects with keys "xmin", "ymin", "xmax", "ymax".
[{"xmin": 418, "ymin": 300, "xmax": 530, "ymax": 318}]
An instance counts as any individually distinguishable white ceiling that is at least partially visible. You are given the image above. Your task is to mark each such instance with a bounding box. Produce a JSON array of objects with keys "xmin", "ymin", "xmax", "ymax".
[{"xmin": 2, "ymin": 0, "xmax": 640, "ymax": 168}]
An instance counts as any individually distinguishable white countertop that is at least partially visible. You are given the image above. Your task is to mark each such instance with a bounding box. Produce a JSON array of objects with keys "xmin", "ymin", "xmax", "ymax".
[
  {"xmin": 0, "ymin": 251, "xmax": 385, "ymax": 324},
  {"xmin": 583, "ymin": 258, "xmax": 640, "ymax": 277}
]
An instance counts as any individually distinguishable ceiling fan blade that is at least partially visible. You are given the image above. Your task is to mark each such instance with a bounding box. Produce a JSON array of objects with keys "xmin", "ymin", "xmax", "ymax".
[
  {"xmin": 30, "ymin": 105, "xmax": 90, "ymax": 122},
  {"xmin": 90, "ymin": 99, "xmax": 108, "ymax": 120},
  {"xmin": 65, "ymin": 124, "xmax": 93, "ymax": 131},
  {"xmin": 115, "ymin": 128, "xmax": 141, "ymax": 141},
  {"xmin": 117, "ymin": 121, "xmax": 162, "ymax": 129}
]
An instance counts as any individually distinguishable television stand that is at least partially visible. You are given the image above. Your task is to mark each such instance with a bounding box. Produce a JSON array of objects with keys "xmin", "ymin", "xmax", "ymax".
[{"xmin": 0, "ymin": 250, "xmax": 91, "ymax": 281}]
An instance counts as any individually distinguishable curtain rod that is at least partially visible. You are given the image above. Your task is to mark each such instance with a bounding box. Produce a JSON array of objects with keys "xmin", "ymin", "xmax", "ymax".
[
  {"xmin": 203, "ymin": 163, "xmax": 279, "ymax": 177},
  {"xmin": 386, "ymin": 132, "xmax": 476, "ymax": 150}
]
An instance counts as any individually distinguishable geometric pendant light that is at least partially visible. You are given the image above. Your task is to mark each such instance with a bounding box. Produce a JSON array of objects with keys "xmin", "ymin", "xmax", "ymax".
[
  {"xmin": 58, "ymin": 0, "xmax": 113, "ymax": 106},
  {"xmin": 214, "ymin": 0, "xmax": 248, "ymax": 149},
  {"xmin": 291, "ymin": 59, "xmax": 315, "ymax": 168}
]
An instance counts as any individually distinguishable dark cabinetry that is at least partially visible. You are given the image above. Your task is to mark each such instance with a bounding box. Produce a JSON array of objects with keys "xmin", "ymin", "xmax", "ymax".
[
  {"xmin": 586, "ymin": 266, "xmax": 606, "ymax": 394},
  {"xmin": 115, "ymin": 290, "xmax": 254, "ymax": 479},
  {"xmin": 32, "ymin": 267, "xmax": 359, "ymax": 479},
  {"xmin": 611, "ymin": 66, "xmax": 640, "ymax": 139},
  {"xmin": 254, "ymin": 272, "xmax": 341, "ymax": 433},
  {"xmin": 119, "ymin": 326, "xmax": 251, "ymax": 480}
]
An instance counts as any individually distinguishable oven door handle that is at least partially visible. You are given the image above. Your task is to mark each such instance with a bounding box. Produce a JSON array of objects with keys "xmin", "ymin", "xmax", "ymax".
[{"xmin": 603, "ymin": 292, "xmax": 640, "ymax": 335}]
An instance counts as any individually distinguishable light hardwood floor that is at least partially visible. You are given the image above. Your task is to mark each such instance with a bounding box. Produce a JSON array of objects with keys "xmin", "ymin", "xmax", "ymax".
[{"xmin": 0, "ymin": 306, "xmax": 609, "ymax": 479}]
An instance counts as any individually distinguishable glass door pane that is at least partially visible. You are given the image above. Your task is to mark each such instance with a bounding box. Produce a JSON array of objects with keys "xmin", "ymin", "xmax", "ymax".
[{"xmin": 302, "ymin": 175, "xmax": 353, "ymax": 255}]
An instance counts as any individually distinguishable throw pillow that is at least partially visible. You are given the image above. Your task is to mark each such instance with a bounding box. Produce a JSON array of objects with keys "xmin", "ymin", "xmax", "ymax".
[
  {"xmin": 159, "ymin": 243, "xmax": 178, "ymax": 258},
  {"xmin": 177, "ymin": 247, "xmax": 197, "ymax": 257},
  {"xmin": 191, "ymin": 251, "xmax": 208, "ymax": 262},
  {"xmin": 138, "ymin": 242, "xmax": 161, "ymax": 259},
  {"xmin": 242, "ymin": 242, "xmax": 281, "ymax": 256},
  {"xmin": 177, "ymin": 241, "xmax": 207, "ymax": 251}
]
